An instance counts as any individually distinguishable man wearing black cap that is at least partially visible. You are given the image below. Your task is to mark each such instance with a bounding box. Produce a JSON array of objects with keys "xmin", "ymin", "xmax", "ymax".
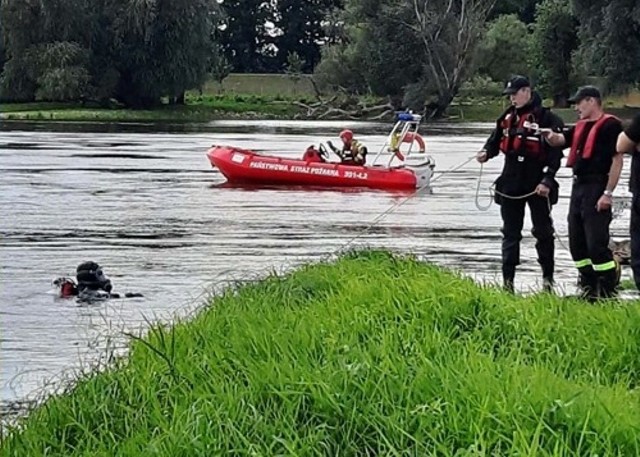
[
  {"xmin": 477, "ymin": 75, "xmax": 564, "ymax": 293},
  {"xmin": 617, "ymin": 113, "xmax": 640, "ymax": 290},
  {"xmin": 544, "ymin": 86, "xmax": 624, "ymax": 300}
]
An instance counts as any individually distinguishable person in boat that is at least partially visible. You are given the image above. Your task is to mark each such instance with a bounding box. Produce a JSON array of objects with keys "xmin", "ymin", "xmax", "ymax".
[
  {"xmin": 616, "ymin": 112, "xmax": 640, "ymax": 289},
  {"xmin": 53, "ymin": 261, "xmax": 143, "ymax": 302},
  {"xmin": 477, "ymin": 75, "xmax": 565, "ymax": 293},
  {"xmin": 543, "ymin": 86, "xmax": 624, "ymax": 300},
  {"xmin": 328, "ymin": 129, "xmax": 367, "ymax": 165}
]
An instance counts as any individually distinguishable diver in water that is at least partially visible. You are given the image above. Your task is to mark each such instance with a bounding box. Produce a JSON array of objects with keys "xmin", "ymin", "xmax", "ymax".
[{"xmin": 53, "ymin": 261, "xmax": 143, "ymax": 302}]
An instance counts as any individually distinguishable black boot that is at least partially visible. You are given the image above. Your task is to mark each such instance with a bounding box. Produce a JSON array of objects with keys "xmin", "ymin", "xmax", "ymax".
[
  {"xmin": 577, "ymin": 266, "xmax": 598, "ymax": 302},
  {"xmin": 598, "ymin": 267, "xmax": 619, "ymax": 300},
  {"xmin": 503, "ymin": 265, "xmax": 515, "ymax": 293},
  {"xmin": 503, "ymin": 278, "xmax": 515, "ymax": 293},
  {"xmin": 541, "ymin": 261, "xmax": 554, "ymax": 293}
]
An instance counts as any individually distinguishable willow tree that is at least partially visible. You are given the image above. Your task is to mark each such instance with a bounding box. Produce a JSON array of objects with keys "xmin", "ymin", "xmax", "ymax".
[
  {"xmin": 0, "ymin": 0, "xmax": 42, "ymax": 100},
  {"xmin": 314, "ymin": 0, "xmax": 496, "ymax": 117},
  {"xmin": 396, "ymin": 0, "xmax": 497, "ymax": 117},
  {"xmin": 0, "ymin": 0, "xmax": 94, "ymax": 101},
  {"xmin": 313, "ymin": 0, "xmax": 432, "ymax": 100},
  {"xmin": 108, "ymin": 0, "xmax": 225, "ymax": 107}
]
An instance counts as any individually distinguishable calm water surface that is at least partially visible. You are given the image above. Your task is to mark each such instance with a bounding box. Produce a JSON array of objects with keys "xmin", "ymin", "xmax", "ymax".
[{"xmin": 0, "ymin": 119, "xmax": 634, "ymax": 408}]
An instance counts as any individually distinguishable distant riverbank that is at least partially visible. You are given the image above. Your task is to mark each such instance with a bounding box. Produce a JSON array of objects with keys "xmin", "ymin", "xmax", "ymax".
[{"xmin": 1, "ymin": 93, "xmax": 638, "ymax": 125}]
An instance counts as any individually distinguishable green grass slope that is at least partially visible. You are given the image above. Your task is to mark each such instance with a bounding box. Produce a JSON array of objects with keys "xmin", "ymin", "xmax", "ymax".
[{"xmin": 3, "ymin": 250, "xmax": 640, "ymax": 456}]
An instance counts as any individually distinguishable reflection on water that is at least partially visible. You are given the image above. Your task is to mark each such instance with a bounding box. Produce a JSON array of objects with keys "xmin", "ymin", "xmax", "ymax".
[{"xmin": 0, "ymin": 119, "xmax": 635, "ymax": 408}]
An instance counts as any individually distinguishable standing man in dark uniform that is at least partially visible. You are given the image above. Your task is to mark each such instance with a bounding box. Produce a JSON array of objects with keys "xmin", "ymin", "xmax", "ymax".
[
  {"xmin": 544, "ymin": 86, "xmax": 624, "ymax": 300},
  {"xmin": 617, "ymin": 113, "xmax": 640, "ymax": 289},
  {"xmin": 477, "ymin": 75, "xmax": 565, "ymax": 292}
]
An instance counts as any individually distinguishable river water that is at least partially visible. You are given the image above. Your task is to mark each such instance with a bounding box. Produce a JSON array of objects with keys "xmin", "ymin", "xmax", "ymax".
[{"xmin": 0, "ymin": 119, "xmax": 635, "ymax": 409}]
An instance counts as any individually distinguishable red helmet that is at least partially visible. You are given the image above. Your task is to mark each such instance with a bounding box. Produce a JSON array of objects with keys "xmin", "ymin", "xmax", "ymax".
[{"xmin": 339, "ymin": 129, "xmax": 353, "ymax": 143}]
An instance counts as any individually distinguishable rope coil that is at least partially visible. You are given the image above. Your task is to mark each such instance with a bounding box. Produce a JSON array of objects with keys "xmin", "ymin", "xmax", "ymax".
[{"xmin": 474, "ymin": 161, "xmax": 578, "ymax": 253}]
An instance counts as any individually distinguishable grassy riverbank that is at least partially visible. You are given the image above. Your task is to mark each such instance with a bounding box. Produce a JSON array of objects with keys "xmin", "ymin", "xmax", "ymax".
[
  {"xmin": 0, "ymin": 74, "xmax": 640, "ymax": 123},
  {"xmin": 0, "ymin": 94, "xmax": 304, "ymax": 123},
  {"xmin": 2, "ymin": 95, "xmax": 638, "ymax": 125},
  {"xmin": 2, "ymin": 74, "xmax": 637, "ymax": 124},
  {"xmin": 3, "ymin": 250, "xmax": 640, "ymax": 455}
]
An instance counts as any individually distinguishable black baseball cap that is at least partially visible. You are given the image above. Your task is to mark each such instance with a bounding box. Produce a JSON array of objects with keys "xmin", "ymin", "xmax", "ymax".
[
  {"xmin": 568, "ymin": 85, "xmax": 601, "ymax": 104},
  {"xmin": 502, "ymin": 75, "xmax": 531, "ymax": 95}
]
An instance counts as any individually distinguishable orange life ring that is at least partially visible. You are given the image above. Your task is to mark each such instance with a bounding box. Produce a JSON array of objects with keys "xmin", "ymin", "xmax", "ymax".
[{"xmin": 390, "ymin": 132, "xmax": 426, "ymax": 160}]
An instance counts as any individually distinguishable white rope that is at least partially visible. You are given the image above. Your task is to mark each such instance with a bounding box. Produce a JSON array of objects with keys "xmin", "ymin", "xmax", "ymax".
[
  {"xmin": 430, "ymin": 155, "xmax": 477, "ymax": 183},
  {"xmin": 322, "ymin": 155, "xmax": 478, "ymax": 261},
  {"xmin": 474, "ymin": 162, "xmax": 539, "ymax": 212},
  {"xmin": 474, "ymin": 161, "xmax": 573, "ymax": 253},
  {"xmin": 474, "ymin": 162, "xmax": 493, "ymax": 211}
]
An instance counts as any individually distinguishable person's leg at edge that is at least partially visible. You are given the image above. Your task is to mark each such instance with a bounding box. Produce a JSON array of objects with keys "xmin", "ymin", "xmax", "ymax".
[
  {"xmin": 500, "ymin": 198, "xmax": 526, "ymax": 292},
  {"xmin": 529, "ymin": 194, "xmax": 555, "ymax": 292}
]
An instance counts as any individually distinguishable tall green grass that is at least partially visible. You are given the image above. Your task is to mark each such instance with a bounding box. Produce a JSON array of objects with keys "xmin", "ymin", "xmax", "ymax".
[{"xmin": 3, "ymin": 250, "xmax": 640, "ymax": 455}]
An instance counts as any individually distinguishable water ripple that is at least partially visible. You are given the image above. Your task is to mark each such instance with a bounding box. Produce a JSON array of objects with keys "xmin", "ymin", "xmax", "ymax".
[{"xmin": 0, "ymin": 121, "xmax": 635, "ymax": 408}]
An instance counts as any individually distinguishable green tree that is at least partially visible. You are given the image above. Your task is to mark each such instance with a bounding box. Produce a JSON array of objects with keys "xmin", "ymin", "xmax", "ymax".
[
  {"xmin": 210, "ymin": 43, "xmax": 232, "ymax": 86},
  {"xmin": 313, "ymin": 43, "xmax": 370, "ymax": 94},
  {"xmin": 476, "ymin": 14, "xmax": 531, "ymax": 83},
  {"xmin": 315, "ymin": 0, "xmax": 496, "ymax": 117},
  {"xmin": 489, "ymin": 0, "xmax": 542, "ymax": 23},
  {"xmin": 0, "ymin": 18, "xmax": 6, "ymax": 73},
  {"xmin": 285, "ymin": 52, "xmax": 305, "ymax": 78},
  {"xmin": 313, "ymin": 0, "xmax": 421, "ymax": 97},
  {"xmin": 0, "ymin": 0, "xmax": 44, "ymax": 101},
  {"xmin": 285, "ymin": 51, "xmax": 306, "ymax": 95},
  {"xmin": 530, "ymin": 0, "xmax": 578, "ymax": 107},
  {"xmin": 0, "ymin": 0, "xmax": 96, "ymax": 101},
  {"xmin": 572, "ymin": 0, "xmax": 640, "ymax": 91},
  {"xmin": 397, "ymin": 0, "xmax": 498, "ymax": 117},
  {"xmin": 218, "ymin": 0, "xmax": 274, "ymax": 72},
  {"xmin": 273, "ymin": 0, "xmax": 342, "ymax": 73},
  {"xmin": 108, "ymin": 0, "xmax": 225, "ymax": 107},
  {"xmin": 1, "ymin": 0, "xmax": 225, "ymax": 106},
  {"xmin": 26, "ymin": 41, "xmax": 92, "ymax": 101},
  {"xmin": 350, "ymin": 0, "xmax": 422, "ymax": 97}
]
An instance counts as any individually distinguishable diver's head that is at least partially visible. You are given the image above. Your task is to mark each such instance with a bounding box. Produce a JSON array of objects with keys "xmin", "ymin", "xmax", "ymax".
[{"xmin": 76, "ymin": 261, "xmax": 112, "ymax": 292}]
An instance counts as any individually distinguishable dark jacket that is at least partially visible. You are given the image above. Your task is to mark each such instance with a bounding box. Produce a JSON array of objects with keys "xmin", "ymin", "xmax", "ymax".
[{"xmin": 484, "ymin": 92, "xmax": 565, "ymax": 195}]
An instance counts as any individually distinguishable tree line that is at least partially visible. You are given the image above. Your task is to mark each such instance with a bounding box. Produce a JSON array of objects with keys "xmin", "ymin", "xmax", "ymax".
[{"xmin": 1, "ymin": 0, "xmax": 638, "ymax": 115}]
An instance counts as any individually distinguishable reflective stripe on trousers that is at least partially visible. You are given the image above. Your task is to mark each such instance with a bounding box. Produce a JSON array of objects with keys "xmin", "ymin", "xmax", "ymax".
[{"xmin": 575, "ymin": 259, "xmax": 616, "ymax": 271}]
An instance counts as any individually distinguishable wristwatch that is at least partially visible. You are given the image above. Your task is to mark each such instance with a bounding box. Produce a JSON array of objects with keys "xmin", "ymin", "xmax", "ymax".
[{"xmin": 603, "ymin": 190, "xmax": 613, "ymax": 197}]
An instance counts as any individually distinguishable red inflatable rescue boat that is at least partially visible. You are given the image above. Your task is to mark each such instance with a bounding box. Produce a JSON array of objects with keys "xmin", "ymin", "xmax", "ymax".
[
  {"xmin": 206, "ymin": 113, "xmax": 436, "ymax": 191},
  {"xmin": 207, "ymin": 146, "xmax": 434, "ymax": 190}
]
